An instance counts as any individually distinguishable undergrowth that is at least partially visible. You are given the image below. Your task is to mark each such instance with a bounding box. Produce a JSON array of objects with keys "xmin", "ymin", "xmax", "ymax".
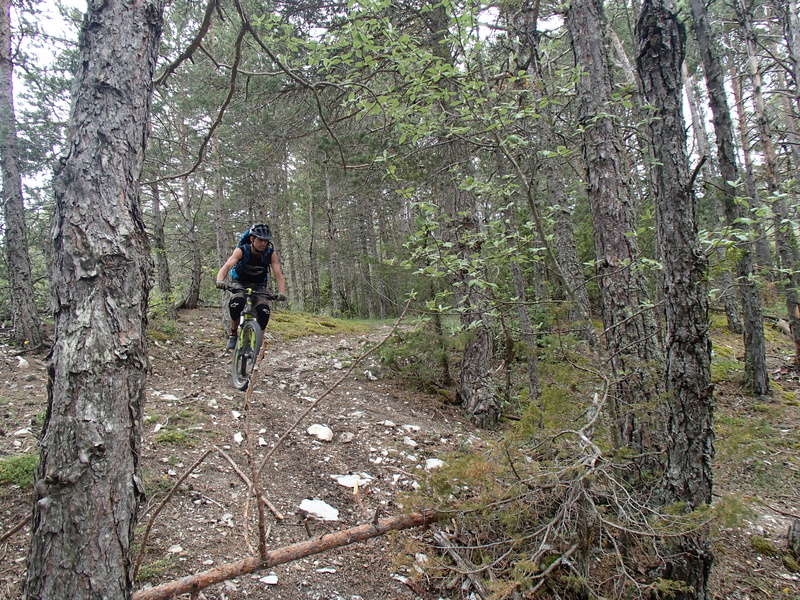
[
  {"xmin": 0, "ymin": 453, "xmax": 39, "ymax": 488},
  {"xmin": 268, "ymin": 310, "xmax": 370, "ymax": 339}
]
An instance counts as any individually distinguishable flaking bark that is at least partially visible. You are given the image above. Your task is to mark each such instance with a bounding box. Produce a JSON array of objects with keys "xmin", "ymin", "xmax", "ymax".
[{"xmin": 24, "ymin": 1, "xmax": 164, "ymax": 598}]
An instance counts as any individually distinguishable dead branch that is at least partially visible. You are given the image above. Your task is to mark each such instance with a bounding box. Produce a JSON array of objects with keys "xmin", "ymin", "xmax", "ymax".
[
  {"xmin": 432, "ymin": 531, "xmax": 489, "ymax": 599},
  {"xmin": 154, "ymin": 0, "xmax": 219, "ymax": 87},
  {"xmin": 132, "ymin": 449, "xmax": 214, "ymax": 582},
  {"xmin": 0, "ymin": 514, "xmax": 30, "ymax": 545},
  {"xmin": 132, "ymin": 510, "xmax": 439, "ymax": 600},
  {"xmin": 214, "ymin": 445, "xmax": 285, "ymax": 520}
]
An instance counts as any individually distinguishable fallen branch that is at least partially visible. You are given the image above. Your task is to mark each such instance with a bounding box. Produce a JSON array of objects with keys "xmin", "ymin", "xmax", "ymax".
[
  {"xmin": 432, "ymin": 531, "xmax": 489, "ymax": 599},
  {"xmin": 214, "ymin": 445, "xmax": 285, "ymax": 520},
  {"xmin": 132, "ymin": 510, "xmax": 439, "ymax": 600},
  {"xmin": 0, "ymin": 514, "xmax": 30, "ymax": 545}
]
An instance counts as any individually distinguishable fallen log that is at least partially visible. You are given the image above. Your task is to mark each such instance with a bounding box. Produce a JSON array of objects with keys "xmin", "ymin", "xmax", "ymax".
[{"xmin": 132, "ymin": 510, "xmax": 439, "ymax": 600}]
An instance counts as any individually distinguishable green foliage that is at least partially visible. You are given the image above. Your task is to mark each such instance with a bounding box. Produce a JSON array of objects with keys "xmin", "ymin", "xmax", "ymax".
[
  {"xmin": 148, "ymin": 318, "xmax": 180, "ymax": 341},
  {"xmin": 0, "ymin": 453, "xmax": 39, "ymax": 488},
  {"xmin": 710, "ymin": 495, "xmax": 756, "ymax": 530},
  {"xmin": 379, "ymin": 321, "xmax": 454, "ymax": 391}
]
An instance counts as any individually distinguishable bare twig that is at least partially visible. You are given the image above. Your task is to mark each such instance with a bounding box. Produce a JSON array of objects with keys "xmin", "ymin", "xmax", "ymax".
[
  {"xmin": 214, "ymin": 445, "xmax": 285, "ymax": 520},
  {"xmin": 255, "ymin": 298, "xmax": 411, "ymax": 479},
  {"xmin": 154, "ymin": 0, "xmax": 219, "ymax": 87},
  {"xmin": 132, "ymin": 449, "xmax": 214, "ymax": 582},
  {"xmin": 0, "ymin": 515, "xmax": 30, "ymax": 545},
  {"xmin": 432, "ymin": 531, "xmax": 490, "ymax": 599},
  {"xmin": 132, "ymin": 510, "xmax": 439, "ymax": 600}
]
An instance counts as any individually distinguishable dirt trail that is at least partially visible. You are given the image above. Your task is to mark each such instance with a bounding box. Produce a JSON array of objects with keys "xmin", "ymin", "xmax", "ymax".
[{"xmin": 1, "ymin": 308, "xmax": 476, "ymax": 599}]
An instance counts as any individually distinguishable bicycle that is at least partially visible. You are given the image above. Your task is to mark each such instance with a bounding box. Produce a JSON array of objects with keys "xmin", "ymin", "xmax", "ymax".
[{"xmin": 220, "ymin": 283, "xmax": 282, "ymax": 390}]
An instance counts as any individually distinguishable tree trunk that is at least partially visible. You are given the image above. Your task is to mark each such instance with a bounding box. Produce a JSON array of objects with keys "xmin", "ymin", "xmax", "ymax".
[
  {"xmin": 150, "ymin": 182, "xmax": 176, "ymax": 319},
  {"xmin": 637, "ymin": 2, "xmax": 714, "ymax": 598},
  {"xmin": 0, "ymin": 0, "xmax": 43, "ymax": 349},
  {"xmin": 566, "ymin": 0, "xmax": 664, "ymax": 457},
  {"xmin": 324, "ymin": 162, "xmax": 341, "ymax": 314},
  {"xmin": 730, "ymin": 67, "xmax": 772, "ymax": 269},
  {"xmin": 25, "ymin": 1, "xmax": 163, "ymax": 598},
  {"xmin": 688, "ymin": 0, "xmax": 770, "ymax": 394},
  {"xmin": 683, "ymin": 65, "xmax": 742, "ymax": 334},
  {"xmin": 308, "ymin": 193, "xmax": 321, "ymax": 311},
  {"xmin": 738, "ymin": 0, "xmax": 800, "ymax": 364}
]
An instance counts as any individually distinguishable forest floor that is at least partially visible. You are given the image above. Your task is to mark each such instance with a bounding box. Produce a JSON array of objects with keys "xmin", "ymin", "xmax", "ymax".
[{"xmin": 1, "ymin": 306, "xmax": 799, "ymax": 600}]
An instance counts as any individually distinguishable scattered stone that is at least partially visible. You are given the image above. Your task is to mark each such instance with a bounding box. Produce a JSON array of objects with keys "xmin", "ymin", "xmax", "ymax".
[
  {"xmin": 402, "ymin": 424, "xmax": 421, "ymax": 432},
  {"xmin": 153, "ymin": 423, "xmax": 163, "ymax": 433},
  {"xmin": 364, "ymin": 370, "xmax": 378, "ymax": 381},
  {"xmin": 307, "ymin": 424, "xmax": 334, "ymax": 442},
  {"xmin": 259, "ymin": 574, "xmax": 278, "ymax": 585},
  {"xmin": 202, "ymin": 559, "xmax": 214, "ymax": 565},
  {"xmin": 167, "ymin": 545, "xmax": 183, "ymax": 553},
  {"xmin": 207, "ymin": 399, "xmax": 219, "ymax": 409},
  {"xmin": 13, "ymin": 428, "xmax": 31, "ymax": 436},
  {"xmin": 17, "ymin": 357, "xmax": 30, "ymax": 370},
  {"xmin": 333, "ymin": 361, "xmax": 344, "ymax": 369},
  {"xmin": 161, "ymin": 393, "xmax": 179, "ymax": 401},
  {"xmin": 332, "ymin": 473, "xmax": 372, "ymax": 488},
  {"xmin": 258, "ymin": 436, "xmax": 268, "ymax": 447},
  {"xmin": 403, "ymin": 436, "xmax": 418, "ymax": 448},
  {"xmin": 233, "ymin": 432, "xmax": 244, "ymax": 445},
  {"xmin": 425, "ymin": 458, "xmax": 445, "ymax": 470},
  {"xmin": 299, "ymin": 498, "xmax": 339, "ymax": 521},
  {"xmin": 338, "ymin": 432, "xmax": 355, "ymax": 443},
  {"xmin": 316, "ymin": 567, "xmax": 337, "ymax": 574},
  {"xmin": 231, "ymin": 410, "xmax": 241, "ymax": 420},
  {"xmin": 378, "ymin": 420, "xmax": 396, "ymax": 428}
]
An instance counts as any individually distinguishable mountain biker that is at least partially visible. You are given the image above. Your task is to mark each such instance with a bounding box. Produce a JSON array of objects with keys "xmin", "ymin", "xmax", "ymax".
[{"xmin": 215, "ymin": 223, "xmax": 287, "ymax": 350}]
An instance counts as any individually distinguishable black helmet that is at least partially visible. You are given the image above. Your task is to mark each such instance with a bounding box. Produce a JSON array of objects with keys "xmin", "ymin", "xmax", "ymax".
[{"xmin": 249, "ymin": 223, "xmax": 272, "ymax": 240}]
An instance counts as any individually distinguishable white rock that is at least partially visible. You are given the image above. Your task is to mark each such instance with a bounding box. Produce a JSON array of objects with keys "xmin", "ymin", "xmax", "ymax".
[
  {"xmin": 402, "ymin": 424, "xmax": 421, "ymax": 432},
  {"xmin": 425, "ymin": 458, "xmax": 445, "ymax": 470},
  {"xmin": 161, "ymin": 393, "xmax": 179, "ymax": 401},
  {"xmin": 233, "ymin": 432, "xmax": 244, "ymax": 445},
  {"xmin": 167, "ymin": 545, "xmax": 183, "ymax": 553},
  {"xmin": 13, "ymin": 428, "xmax": 31, "ymax": 436},
  {"xmin": 364, "ymin": 370, "xmax": 377, "ymax": 381},
  {"xmin": 403, "ymin": 436, "xmax": 418, "ymax": 448},
  {"xmin": 307, "ymin": 424, "xmax": 333, "ymax": 442},
  {"xmin": 258, "ymin": 436, "xmax": 268, "ymax": 447},
  {"xmin": 207, "ymin": 399, "xmax": 219, "ymax": 409},
  {"xmin": 316, "ymin": 567, "xmax": 337, "ymax": 574},
  {"xmin": 333, "ymin": 361, "xmax": 344, "ymax": 369},
  {"xmin": 332, "ymin": 473, "xmax": 372, "ymax": 488},
  {"xmin": 260, "ymin": 574, "xmax": 278, "ymax": 585},
  {"xmin": 153, "ymin": 423, "xmax": 163, "ymax": 433},
  {"xmin": 338, "ymin": 432, "xmax": 355, "ymax": 443},
  {"xmin": 203, "ymin": 559, "xmax": 214, "ymax": 565},
  {"xmin": 299, "ymin": 498, "xmax": 339, "ymax": 521},
  {"xmin": 415, "ymin": 553, "xmax": 429, "ymax": 564},
  {"xmin": 16, "ymin": 357, "xmax": 30, "ymax": 369},
  {"xmin": 378, "ymin": 420, "xmax": 396, "ymax": 427},
  {"xmin": 231, "ymin": 410, "xmax": 242, "ymax": 420}
]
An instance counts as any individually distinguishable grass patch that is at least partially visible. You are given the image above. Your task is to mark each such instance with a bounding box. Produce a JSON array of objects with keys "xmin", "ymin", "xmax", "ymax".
[
  {"xmin": 135, "ymin": 556, "xmax": 178, "ymax": 583},
  {"xmin": 148, "ymin": 318, "xmax": 180, "ymax": 341},
  {"xmin": 268, "ymin": 310, "xmax": 371, "ymax": 339},
  {"xmin": 153, "ymin": 428, "xmax": 196, "ymax": 448},
  {"xmin": 0, "ymin": 453, "xmax": 39, "ymax": 487}
]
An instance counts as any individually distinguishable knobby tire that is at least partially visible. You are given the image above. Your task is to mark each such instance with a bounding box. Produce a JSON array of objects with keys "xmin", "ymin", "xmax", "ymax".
[{"xmin": 231, "ymin": 320, "xmax": 263, "ymax": 391}]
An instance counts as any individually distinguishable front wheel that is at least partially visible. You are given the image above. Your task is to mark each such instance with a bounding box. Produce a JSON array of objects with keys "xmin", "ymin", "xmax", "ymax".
[{"xmin": 231, "ymin": 320, "xmax": 263, "ymax": 390}]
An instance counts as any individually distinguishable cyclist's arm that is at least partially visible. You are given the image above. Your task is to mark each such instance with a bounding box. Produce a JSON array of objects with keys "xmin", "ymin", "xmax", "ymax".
[
  {"xmin": 216, "ymin": 247, "xmax": 243, "ymax": 283},
  {"xmin": 271, "ymin": 250, "xmax": 287, "ymax": 296}
]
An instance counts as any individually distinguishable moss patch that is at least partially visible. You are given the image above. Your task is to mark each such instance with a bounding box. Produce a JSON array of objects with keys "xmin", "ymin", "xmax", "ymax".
[
  {"xmin": 0, "ymin": 453, "xmax": 39, "ymax": 488},
  {"xmin": 268, "ymin": 311, "xmax": 371, "ymax": 339}
]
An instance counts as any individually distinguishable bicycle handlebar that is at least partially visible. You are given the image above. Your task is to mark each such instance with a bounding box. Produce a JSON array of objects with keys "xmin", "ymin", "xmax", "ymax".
[{"xmin": 217, "ymin": 282, "xmax": 285, "ymax": 301}]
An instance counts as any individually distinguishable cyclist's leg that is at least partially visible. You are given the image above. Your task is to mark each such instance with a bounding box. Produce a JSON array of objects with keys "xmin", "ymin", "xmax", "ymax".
[
  {"xmin": 229, "ymin": 290, "xmax": 246, "ymax": 334},
  {"xmin": 227, "ymin": 289, "xmax": 246, "ymax": 349},
  {"xmin": 254, "ymin": 285, "xmax": 271, "ymax": 329}
]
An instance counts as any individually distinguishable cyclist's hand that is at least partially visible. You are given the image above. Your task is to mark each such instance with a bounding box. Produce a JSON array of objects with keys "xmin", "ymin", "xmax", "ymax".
[
  {"xmin": 275, "ymin": 294, "xmax": 287, "ymax": 302},
  {"xmin": 215, "ymin": 280, "xmax": 226, "ymax": 290}
]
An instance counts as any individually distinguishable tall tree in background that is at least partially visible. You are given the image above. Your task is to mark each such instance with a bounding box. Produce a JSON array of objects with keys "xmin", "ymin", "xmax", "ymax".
[
  {"xmin": 25, "ymin": 0, "xmax": 163, "ymax": 598},
  {"xmin": 637, "ymin": 0, "xmax": 714, "ymax": 596},
  {"xmin": 688, "ymin": 0, "xmax": 770, "ymax": 395},
  {"xmin": 566, "ymin": 0, "xmax": 663, "ymax": 457},
  {"xmin": 0, "ymin": 0, "xmax": 42, "ymax": 349}
]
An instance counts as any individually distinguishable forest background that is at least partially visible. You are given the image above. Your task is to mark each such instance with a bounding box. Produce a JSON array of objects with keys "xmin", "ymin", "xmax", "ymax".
[{"xmin": 1, "ymin": 0, "xmax": 800, "ymax": 598}]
